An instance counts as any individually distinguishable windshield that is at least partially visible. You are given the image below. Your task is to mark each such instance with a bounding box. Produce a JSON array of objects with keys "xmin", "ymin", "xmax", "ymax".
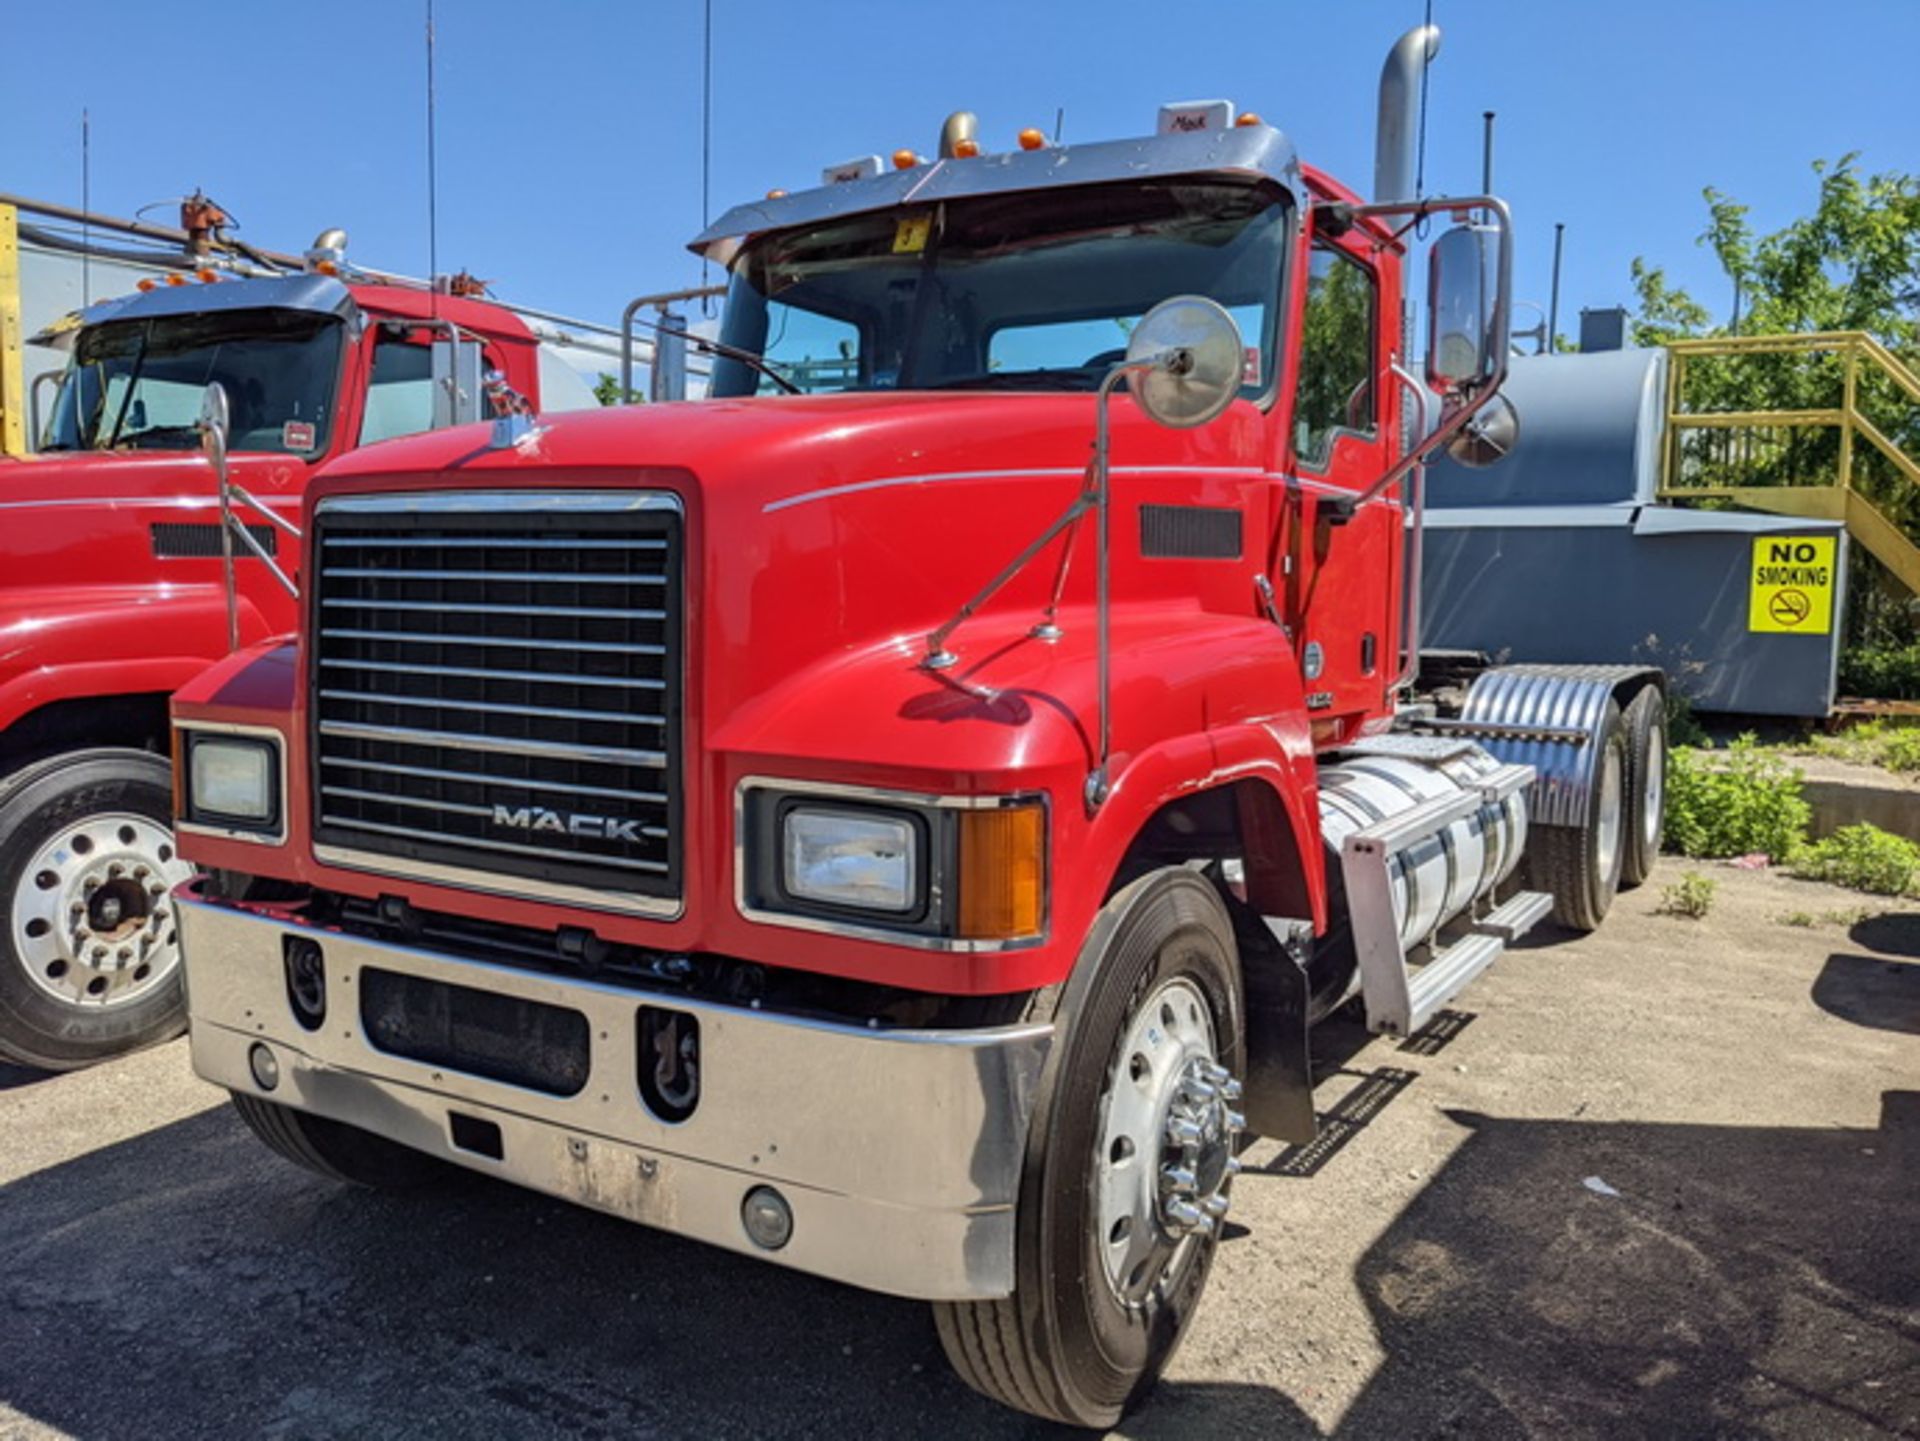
[
  {"xmin": 44, "ymin": 307, "xmax": 345, "ymax": 455},
  {"xmin": 711, "ymin": 180, "xmax": 1290, "ymax": 398}
]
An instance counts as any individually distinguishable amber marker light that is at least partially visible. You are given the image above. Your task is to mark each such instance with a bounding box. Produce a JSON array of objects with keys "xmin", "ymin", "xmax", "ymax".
[
  {"xmin": 766, "ymin": 188, "xmax": 789, "ymax": 198},
  {"xmin": 893, "ymin": 148, "xmax": 919, "ymax": 170},
  {"xmin": 196, "ymin": 267, "xmax": 219, "ymax": 283},
  {"xmin": 136, "ymin": 278, "xmax": 158, "ymax": 292},
  {"xmin": 1017, "ymin": 128, "xmax": 1046, "ymax": 151},
  {"xmin": 956, "ymin": 805, "xmax": 1045, "ymax": 941},
  {"xmin": 1236, "ymin": 111, "xmax": 1262, "ymax": 127},
  {"xmin": 952, "ymin": 138, "xmax": 980, "ymax": 158},
  {"xmin": 165, "ymin": 273, "xmax": 189, "ymax": 286}
]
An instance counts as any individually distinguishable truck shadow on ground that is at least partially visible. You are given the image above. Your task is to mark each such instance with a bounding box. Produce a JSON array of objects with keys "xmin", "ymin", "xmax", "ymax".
[{"xmin": 0, "ymin": 1088, "xmax": 1914, "ymax": 1439}]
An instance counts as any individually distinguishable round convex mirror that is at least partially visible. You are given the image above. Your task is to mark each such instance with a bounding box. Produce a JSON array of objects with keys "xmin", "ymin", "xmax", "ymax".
[
  {"xmin": 1445, "ymin": 392, "xmax": 1521, "ymax": 468},
  {"xmin": 1125, "ymin": 296, "xmax": 1244, "ymax": 429},
  {"xmin": 198, "ymin": 381, "xmax": 231, "ymax": 461}
]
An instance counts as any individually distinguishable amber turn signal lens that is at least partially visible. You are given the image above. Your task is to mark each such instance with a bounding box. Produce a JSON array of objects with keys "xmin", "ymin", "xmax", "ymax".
[
  {"xmin": 766, "ymin": 187, "xmax": 788, "ymax": 199},
  {"xmin": 136, "ymin": 278, "xmax": 158, "ymax": 292},
  {"xmin": 1017, "ymin": 128, "xmax": 1046, "ymax": 151},
  {"xmin": 957, "ymin": 805, "xmax": 1045, "ymax": 940},
  {"xmin": 1235, "ymin": 111, "xmax": 1262, "ymax": 127},
  {"xmin": 892, "ymin": 148, "xmax": 919, "ymax": 170}
]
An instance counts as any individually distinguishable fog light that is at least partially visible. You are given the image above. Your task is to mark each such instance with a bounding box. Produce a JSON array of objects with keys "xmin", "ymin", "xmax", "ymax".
[
  {"xmin": 742, "ymin": 1185, "xmax": 793, "ymax": 1251},
  {"xmin": 248, "ymin": 1042, "xmax": 280, "ymax": 1092}
]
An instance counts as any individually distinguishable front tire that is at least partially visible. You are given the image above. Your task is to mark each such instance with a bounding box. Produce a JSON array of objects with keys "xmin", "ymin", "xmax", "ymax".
[
  {"xmin": 229, "ymin": 1092, "xmax": 454, "ymax": 1190},
  {"xmin": 934, "ymin": 869, "xmax": 1246, "ymax": 1428},
  {"xmin": 0, "ymin": 749, "xmax": 194, "ymax": 1070}
]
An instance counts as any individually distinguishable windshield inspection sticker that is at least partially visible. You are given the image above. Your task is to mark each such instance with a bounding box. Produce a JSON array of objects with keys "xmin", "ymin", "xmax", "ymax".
[
  {"xmin": 1749, "ymin": 535, "xmax": 1836, "ymax": 634},
  {"xmin": 282, "ymin": 421, "xmax": 316, "ymax": 452}
]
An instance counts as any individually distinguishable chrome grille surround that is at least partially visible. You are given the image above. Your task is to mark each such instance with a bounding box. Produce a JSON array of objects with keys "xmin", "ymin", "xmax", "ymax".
[{"xmin": 309, "ymin": 490, "xmax": 683, "ymax": 918}]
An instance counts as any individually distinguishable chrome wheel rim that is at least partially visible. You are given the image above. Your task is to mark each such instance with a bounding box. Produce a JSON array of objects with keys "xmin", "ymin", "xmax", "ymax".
[
  {"xmin": 1093, "ymin": 975, "xmax": 1243, "ymax": 1307},
  {"xmin": 10, "ymin": 813, "xmax": 193, "ymax": 1009},
  {"xmin": 1640, "ymin": 728, "xmax": 1666, "ymax": 855},
  {"xmin": 1595, "ymin": 745, "xmax": 1625, "ymax": 886}
]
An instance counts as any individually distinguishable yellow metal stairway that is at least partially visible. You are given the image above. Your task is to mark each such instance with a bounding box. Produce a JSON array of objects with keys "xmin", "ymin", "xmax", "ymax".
[{"xmin": 1657, "ymin": 331, "xmax": 1920, "ymax": 595}]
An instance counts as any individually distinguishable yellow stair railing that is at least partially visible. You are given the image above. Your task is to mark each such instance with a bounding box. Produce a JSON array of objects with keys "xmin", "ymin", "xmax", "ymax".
[{"xmin": 1657, "ymin": 330, "xmax": 1920, "ymax": 595}]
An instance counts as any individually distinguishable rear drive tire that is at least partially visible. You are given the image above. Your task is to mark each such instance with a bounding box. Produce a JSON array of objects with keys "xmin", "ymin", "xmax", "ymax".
[
  {"xmin": 1529, "ymin": 700, "xmax": 1629, "ymax": 931},
  {"xmin": 0, "ymin": 749, "xmax": 193, "ymax": 1070},
  {"xmin": 933, "ymin": 869, "xmax": 1247, "ymax": 1428},
  {"xmin": 1618, "ymin": 687, "xmax": 1667, "ymax": 888},
  {"xmin": 229, "ymin": 1092, "xmax": 453, "ymax": 1190}
]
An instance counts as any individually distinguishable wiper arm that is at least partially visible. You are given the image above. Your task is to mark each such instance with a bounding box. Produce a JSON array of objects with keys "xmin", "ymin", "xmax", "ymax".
[
  {"xmin": 924, "ymin": 368, "xmax": 1099, "ymax": 391},
  {"xmin": 117, "ymin": 424, "xmax": 205, "ymax": 449},
  {"xmin": 658, "ymin": 327, "xmax": 802, "ymax": 395}
]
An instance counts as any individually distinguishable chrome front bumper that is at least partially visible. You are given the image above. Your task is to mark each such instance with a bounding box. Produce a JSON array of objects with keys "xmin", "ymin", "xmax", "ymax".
[{"xmin": 177, "ymin": 887, "xmax": 1052, "ymax": 1301}]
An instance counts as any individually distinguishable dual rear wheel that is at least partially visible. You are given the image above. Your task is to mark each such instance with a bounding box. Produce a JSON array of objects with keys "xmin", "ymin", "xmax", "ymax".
[{"xmin": 1529, "ymin": 685, "xmax": 1667, "ymax": 931}]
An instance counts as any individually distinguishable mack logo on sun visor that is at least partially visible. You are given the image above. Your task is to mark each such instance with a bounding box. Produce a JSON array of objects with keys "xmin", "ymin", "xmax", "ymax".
[{"xmin": 491, "ymin": 805, "xmax": 643, "ymax": 843}]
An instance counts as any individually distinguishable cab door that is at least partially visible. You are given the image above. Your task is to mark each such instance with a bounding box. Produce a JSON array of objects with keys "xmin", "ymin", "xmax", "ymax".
[{"xmin": 1277, "ymin": 228, "xmax": 1399, "ymax": 743}]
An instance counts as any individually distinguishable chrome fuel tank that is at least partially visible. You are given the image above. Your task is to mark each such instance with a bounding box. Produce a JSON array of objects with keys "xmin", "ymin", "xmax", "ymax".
[{"xmin": 1317, "ymin": 735, "xmax": 1528, "ymax": 952}]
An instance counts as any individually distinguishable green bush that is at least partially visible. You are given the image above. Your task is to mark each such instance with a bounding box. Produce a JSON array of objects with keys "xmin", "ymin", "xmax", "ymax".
[
  {"xmin": 1885, "ymin": 728, "xmax": 1920, "ymax": 774},
  {"xmin": 1663, "ymin": 737, "xmax": 1811, "ymax": 860},
  {"xmin": 1665, "ymin": 691, "xmax": 1710, "ymax": 749},
  {"xmin": 1839, "ymin": 642, "xmax": 1920, "ymax": 701},
  {"xmin": 1788, "ymin": 824, "xmax": 1920, "ymax": 896},
  {"xmin": 1801, "ymin": 718, "xmax": 1920, "ymax": 774}
]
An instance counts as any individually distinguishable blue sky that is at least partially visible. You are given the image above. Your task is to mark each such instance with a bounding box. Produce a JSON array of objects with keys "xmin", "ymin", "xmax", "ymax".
[{"xmin": 5, "ymin": 0, "xmax": 1915, "ymax": 342}]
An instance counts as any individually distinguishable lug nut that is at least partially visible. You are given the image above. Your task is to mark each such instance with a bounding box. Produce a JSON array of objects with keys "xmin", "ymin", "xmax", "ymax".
[
  {"xmin": 133, "ymin": 866, "xmax": 150, "ymax": 880},
  {"xmin": 1225, "ymin": 1110, "xmax": 1247, "ymax": 1134},
  {"xmin": 1165, "ymin": 1198, "xmax": 1204, "ymax": 1229},
  {"xmin": 84, "ymin": 877, "xmax": 101, "ymax": 892},
  {"xmin": 1222, "ymin": 1078, "xmax": 1244, "ymax": 1101},
  {"xmin": 108, "ymin": 863, "xmax": 124, "ymax": 878},
  {"xmin": 1225, "ymin": 1156, "xmax": 1245, "ymax": 1177},
  {"xmin": 1161, "ymin": 1166, "xmax": 1197, "ymax": 1193},
  {"xmin": 1181, "ymin": 1078, "xmax": 1221, "ymax": 1105},
  {"xmin": 1202, "ymin": 1194, "xmax": 1231, "ymax": 1219},
  {"xmin": 1166, "ymin": 1118, "xmax": 1203, "ymax": 1148}
]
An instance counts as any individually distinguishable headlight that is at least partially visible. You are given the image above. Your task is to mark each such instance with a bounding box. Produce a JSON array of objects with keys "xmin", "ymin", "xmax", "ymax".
[
  {"xmin": 739, "ymin": 783, "xmax": 1046, "ymax": 948},
  {"xmin": 782, "ymin": 807, "xmax": 919, "ymax": 913},
  {"xmin": 181, "ymin": 730, "xmax": 283, "ymax": 838}
]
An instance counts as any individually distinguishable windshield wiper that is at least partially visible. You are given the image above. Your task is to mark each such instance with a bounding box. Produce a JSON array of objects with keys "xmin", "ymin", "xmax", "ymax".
[
  {"xmin": 659, "ymin": 327, "xmax": 803, "ymax": 395},
  {"xmin": 924, "ymin": 368, "xmax": 1100, "ymax": 392},
  {"xmin": 117, "ymin": 424, "xmax": 206, "ymax": 449}
]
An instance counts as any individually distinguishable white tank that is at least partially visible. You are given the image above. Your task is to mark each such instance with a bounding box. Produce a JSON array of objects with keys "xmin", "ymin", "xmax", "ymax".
[{"xmin": 1317, "ymin": 735, "xmax": 1528, "ymax": 952}]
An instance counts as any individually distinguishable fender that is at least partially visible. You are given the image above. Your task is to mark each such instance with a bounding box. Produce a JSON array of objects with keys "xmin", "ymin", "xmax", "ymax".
[{"xmin": 0, "ymin": 586, "xmax": 275, "ymax": 735}]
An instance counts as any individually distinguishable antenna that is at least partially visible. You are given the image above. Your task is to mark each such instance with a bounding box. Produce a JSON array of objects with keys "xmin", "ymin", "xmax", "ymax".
[
  {"xmin": 1480, "ymin": 110, "xmax": 1494, "ymax": 193},
  {"xmin": 1548, "ymin": 222, "xmax": 1566, "ymax": 350},
  {"xmin": 700, "ymin": 0, "xmax": 714, "ymax": 313},
  {"xmin": 425, "ymin": 0, "xmax": 440, "ymax": 316},
  {"xmin": 81, "ymin": 109, "xmax": 91, "ymax": 307},
  {"xmin": 1053, "ymin": 106, "xmax": 1065, "ymax": 143},
  {"xmin": 1413, "ymin": 0, "xmax": 1434, "ymax": 199}
]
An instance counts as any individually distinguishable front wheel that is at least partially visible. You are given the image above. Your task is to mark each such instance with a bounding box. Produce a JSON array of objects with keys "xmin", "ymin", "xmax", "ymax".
[
  {"xmin": 0, "ymin": 749, "xmax": 194, "ymax": 1070},
  {"xmin": 229, "ymin": 1092, "xmax": 455, "ymax": 1190},
  {"xmin": 934, "ymin": 869, "xmax": 1247, "ymax": 1428}
]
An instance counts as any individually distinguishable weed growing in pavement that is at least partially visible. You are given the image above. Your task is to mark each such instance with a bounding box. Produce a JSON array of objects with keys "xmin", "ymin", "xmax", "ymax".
[
  {"xmin": 1664, "ymin": 736, "xmax": 1811, "ymax": 860},
  {"xmin": 1779, "ymin": 911, "xmax": 1817, "ymax": 927},
  {"xmin": 1787, "ymin": 823, "xmax": 1920, "ymax": 897},
  {"xmin": 1657, "ymin": 870, "xmax": 1719, "ymax": 919},
  {"xmin": 1774, "ymin": 907, "xmax": 1871, "ymax": 928}
]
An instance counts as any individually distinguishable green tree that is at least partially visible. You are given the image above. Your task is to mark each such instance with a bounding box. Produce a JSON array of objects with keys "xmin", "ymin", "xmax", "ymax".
[{"xmin": 593, "ymin": 372, "xmax": 643, "ymax": 406}]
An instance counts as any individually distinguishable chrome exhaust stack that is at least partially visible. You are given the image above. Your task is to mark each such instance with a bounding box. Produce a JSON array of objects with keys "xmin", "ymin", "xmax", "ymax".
[{"xmin": 1374, "ymin": 23, "xmax": 1441, "ymax": 204}]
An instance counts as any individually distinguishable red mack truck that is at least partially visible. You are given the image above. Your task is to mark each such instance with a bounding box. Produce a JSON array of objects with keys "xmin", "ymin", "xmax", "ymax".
[
  {"xmin": 166, "ymin": 29, "xmax": 1665, "ymax": 1428},
  {"xmin": 0, "ymin": 204, "xmax": 607, "ymax": 1069}
]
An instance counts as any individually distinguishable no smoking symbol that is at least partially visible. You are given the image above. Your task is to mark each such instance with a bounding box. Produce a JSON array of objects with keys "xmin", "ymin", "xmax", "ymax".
[{"xmin": 1769, "ymin": 589, "xmax": 1813, "ymax": 627}]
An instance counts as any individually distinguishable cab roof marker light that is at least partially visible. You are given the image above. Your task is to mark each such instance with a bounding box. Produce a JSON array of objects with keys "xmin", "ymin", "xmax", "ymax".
[
  {"xmin": 892, "ymin": 149, "xmax": 921, "ymax": 171},
  {"xmin": 1017, "ymin": 128, "xmax": 1047, "ymax": 151}
]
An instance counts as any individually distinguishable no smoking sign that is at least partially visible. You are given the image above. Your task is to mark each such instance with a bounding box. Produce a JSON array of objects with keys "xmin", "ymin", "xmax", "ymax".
[{"xmin": 1749, "ymin": 536, "xmax": 1836, "ymax": 635}]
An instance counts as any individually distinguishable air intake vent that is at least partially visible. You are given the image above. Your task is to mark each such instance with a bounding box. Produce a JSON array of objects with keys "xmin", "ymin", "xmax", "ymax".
[
  {"xmin": 309, "ymin": 492, "xmax": 682, "ymax": 914},
  {"xmin": 1139, "ymin": 504, "xmax": 1242, "ymax": 559},
  {"xmin": 151, "ymin": 522, "xmax": 278, "ymax": 559}
]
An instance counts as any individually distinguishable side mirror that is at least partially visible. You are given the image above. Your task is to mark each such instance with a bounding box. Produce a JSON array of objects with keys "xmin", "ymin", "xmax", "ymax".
[
  {"xmin": 1126, "ymin": 296, "xmax": 1244, "ymax": 429},
  {"xmin": 197, "ymin": 381, "xmax": 230, "ymax": 470},
  {"xmin": 1427, "ymin": 223, "xmax": 1507, "ymax": 395},
  {"xmin": 1444, "ymin": 393, "xmax": 1520, "ymax": 467}
]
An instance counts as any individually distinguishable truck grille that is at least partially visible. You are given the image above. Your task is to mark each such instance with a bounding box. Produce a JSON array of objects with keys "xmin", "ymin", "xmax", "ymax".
[{"xmin": 310, "ymin": 492, "xmax": 682, "ymax": 913}]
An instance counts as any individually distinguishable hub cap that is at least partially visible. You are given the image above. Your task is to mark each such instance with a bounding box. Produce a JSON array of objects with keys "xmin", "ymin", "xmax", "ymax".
[
  {"xmin": 1094, "ymin": 976, "xmax": 1244, "ymax": 1306},
  {"xmin": 10, "ymin": 814, "xmax": 193, "ymax": 1009},
  {"xmin": 1641, "ymin": 728, "xmax": 1666, "ymax": 854},
  {"xmin": 1595, "ymin": 744, "xmax": 1624, "ymax": 885}
]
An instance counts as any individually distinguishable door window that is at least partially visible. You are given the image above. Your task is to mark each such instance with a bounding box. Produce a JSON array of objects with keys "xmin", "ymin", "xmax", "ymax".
[
  {"xmin": 359, "ymin": 330, "xmax": 437, "ymax": 445},
  {"xmin": 1294, "ymin": 246, "xmax": 1379, "ymax": 468}
]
